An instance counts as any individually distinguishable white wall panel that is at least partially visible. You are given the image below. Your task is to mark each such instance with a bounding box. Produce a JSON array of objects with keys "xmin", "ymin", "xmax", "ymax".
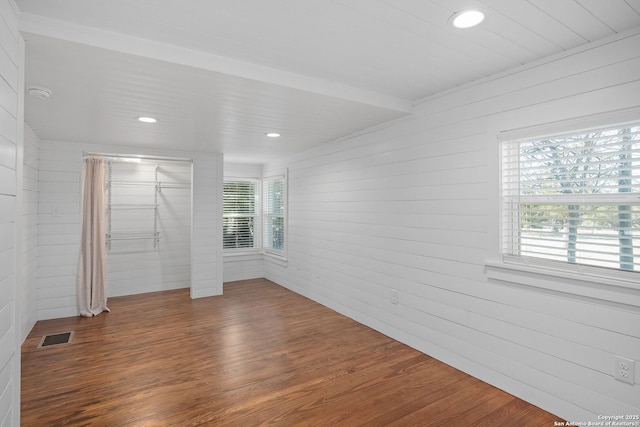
[
  {"xmin": 0, "ymin": 0, "xmax": 20, "ymax": 424},
  {"xmin": 20, "ymin": 125, "xmax": 38, "ymax": 342},
  {"xmin": 0, "ymin": 77, "xmax": 16, "ymax": 121},
  {"xmin": 191, "ymin": 153, "xmax": 223, "ymax": 297},
  {"xmin": 223, "ymin": 253, "xmax": 264, "ymax": 283},
  {"xmin": 264, "ymin": 32, "xmax": 640, "ymax": 422},
  {"xmin": 35, "ymin": 138, "xmax": 79, "ymax": 321},
  {"xmin": 0, "ymin": 137, "xmax": 16, "ymax": 170},
  {"xmin": 224, "ymin": 162, "xmax": 262, "ymax": 179},
  {"xmin": 0, "ymin": 47, "xmax": 17, "ymax": 92}
]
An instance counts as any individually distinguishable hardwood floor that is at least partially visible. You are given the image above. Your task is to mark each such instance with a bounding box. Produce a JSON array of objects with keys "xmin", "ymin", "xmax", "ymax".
[{"xmin": 22, "ymin": 279, "xmax": 563, "ymax": 426}]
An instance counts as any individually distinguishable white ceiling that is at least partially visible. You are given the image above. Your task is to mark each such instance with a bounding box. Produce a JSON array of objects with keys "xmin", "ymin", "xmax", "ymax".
[{"xmin": 17, "ymin": 0, "xmax": 640, "ymax": 163}]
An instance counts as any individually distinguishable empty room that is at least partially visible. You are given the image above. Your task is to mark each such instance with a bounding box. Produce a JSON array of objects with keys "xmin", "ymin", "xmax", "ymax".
[{"xmin": 1, "ymin": 0, "xmax": 639, "ymax": 425}]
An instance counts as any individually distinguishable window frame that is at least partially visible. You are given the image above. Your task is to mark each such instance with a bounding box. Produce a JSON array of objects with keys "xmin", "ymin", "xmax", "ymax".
[
  {"xmin": 262, "ymin": 172, "xmax": 287, "ymax": 260},
  {"xmin": 501, "ymin": 125, "xmax": 639, "ymax": 274},
  {"xmin": 489, "ymin": 109, "xmax": 640, "ymax": 301},
  {"xmin": 222, "ymin": 178, "xmax": 261, "ymax": 253}
]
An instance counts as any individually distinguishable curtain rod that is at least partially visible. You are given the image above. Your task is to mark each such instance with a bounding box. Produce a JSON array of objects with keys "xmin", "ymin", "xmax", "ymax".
[{"xmin": 82, "ymin": 152, "xmax": 193, "ymax": 164}]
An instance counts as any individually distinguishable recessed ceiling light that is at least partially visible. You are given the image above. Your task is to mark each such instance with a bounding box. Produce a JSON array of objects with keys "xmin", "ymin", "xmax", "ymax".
[
  {"xmin": 450, "ymin": 9, "xmax": 485, "ymax": 29},
  {"xmin": 265, "ymin": 132, "xmax": 281, "ymax": 138},
  {"xmin": 138, "ymin": 117, "xmax": 157, "ymax": 123}
]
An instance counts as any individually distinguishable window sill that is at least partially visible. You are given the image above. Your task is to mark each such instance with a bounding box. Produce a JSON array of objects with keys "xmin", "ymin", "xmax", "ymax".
[
  {"xmin": 223, "ymin": 250, "xmax": 262, "ymax": 260},
  {"xmin": 222, "ymin": 249, "xmax": 288, "ymax": 266},
  {"xmin": 485, "ymin": 261, "xmax": 640, "ymax": 309}
]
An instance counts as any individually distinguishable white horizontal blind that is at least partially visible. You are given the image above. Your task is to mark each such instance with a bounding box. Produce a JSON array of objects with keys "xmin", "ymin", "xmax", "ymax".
[
  {"xmin": 223, "ymin": 180, "xmax": 258, "ymax": 250},
  {"xmin": 502, "ymin": 123, "xmax": 640, "ymax": 273},
  {"xmin": 263, "ymin": 176, "xmax": 285, "ymax": 255}
]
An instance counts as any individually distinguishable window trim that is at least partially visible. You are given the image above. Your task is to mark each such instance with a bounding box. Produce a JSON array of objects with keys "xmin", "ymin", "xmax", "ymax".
[
  {"xmin": 222, "ymin": 177, "xmax": 261, "ymax": 254},
  {"xmin": 501, "ymin": 123, "xmax": 640, "ymax": 274},
  {"xmin": 484, "ymin": 262, "xmax": 640, "ymax": 308},
  {"xmin": 496, "ymin": 106, "xmax": 640, "ymax": 144},
  {"xmin": 262, "ymin": 171, "xmax": 287, "ymax": 260},
  {"xmin": 487, "ymin": 107, "xmax": 640, "ymax": 308}
]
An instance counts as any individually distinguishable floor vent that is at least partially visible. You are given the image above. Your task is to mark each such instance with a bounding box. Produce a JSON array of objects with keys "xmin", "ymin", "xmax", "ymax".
[{"xmin": 38, "ymin": 332, "xmax": 74, "ymax": 348}]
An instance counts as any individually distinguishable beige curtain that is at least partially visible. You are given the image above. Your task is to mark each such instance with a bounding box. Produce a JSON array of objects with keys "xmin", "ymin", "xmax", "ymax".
[{"xmin": 77, "ymin": 157, "xmax": 110, "ymax": 317}]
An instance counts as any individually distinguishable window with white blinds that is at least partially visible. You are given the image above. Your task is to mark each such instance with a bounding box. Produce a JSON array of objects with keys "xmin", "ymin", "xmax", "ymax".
[
  {"xmin": 223, "ymin": 180, "xmax": 259, "ymax": 250},
  {"xmin": 502, "ymin": 122, "xmax": 640, "ymax": 274},
  {"xmin": 263, "ymin": 175, "xmax": 286, "ymax": 255}
]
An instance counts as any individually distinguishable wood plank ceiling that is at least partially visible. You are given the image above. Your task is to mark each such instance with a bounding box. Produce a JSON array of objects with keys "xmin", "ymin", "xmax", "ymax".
[{"xmin": 16, "ymin": 0, "xmax": 640, "ymax": 163}]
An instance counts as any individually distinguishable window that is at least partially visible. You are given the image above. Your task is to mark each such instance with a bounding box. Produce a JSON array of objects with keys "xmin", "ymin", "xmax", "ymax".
[
  {"xmin": 223, "ymin": 180, "xmax": 259, "ymax": 250},
  {"xmin": 501, "ymin": 122, "xmax": 640, "ymax": 273},
  {"xmin": 263, "ymin": 175, "xmax": 286, "ymax": 255}
]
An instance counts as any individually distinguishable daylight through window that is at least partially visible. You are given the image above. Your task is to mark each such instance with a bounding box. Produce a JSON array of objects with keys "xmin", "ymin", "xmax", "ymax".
[
  {"xmin": 223, "ymin": 180, "xmax": 259, "ymax": 250},
  {"xmin": 263, "ymin": 176, "xmax": 286, "ymax": 255},
  {"xmin": 501, "ymin": 122, "xmax": 640, "ymax": 273}
]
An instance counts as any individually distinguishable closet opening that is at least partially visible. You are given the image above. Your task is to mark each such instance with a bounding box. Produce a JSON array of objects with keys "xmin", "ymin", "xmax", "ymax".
[{"xmin": 83, "ymin": 153, "xmax": 193, "ymax": 298}]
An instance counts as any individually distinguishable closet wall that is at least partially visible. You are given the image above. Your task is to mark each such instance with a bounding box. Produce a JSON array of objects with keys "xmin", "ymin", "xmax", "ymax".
[
  {"xmin": 37, "ymin": 140, "xmax": 222, "ymax": 320},
  {"xmin": 106, "ymin": 159, "xmax": 191, "ymax": 297}
]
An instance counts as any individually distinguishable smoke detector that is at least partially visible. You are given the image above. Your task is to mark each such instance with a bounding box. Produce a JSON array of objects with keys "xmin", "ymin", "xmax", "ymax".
[{"xmin": 27, "ymin": 86, "xmax": 52, "ymax": 100}]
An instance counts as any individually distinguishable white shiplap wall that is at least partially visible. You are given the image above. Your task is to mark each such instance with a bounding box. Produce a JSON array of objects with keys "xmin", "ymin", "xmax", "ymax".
[
  {"xmin": 223, "ymin": 162, "xmax": 264, "ymax": 282},
  {"xmin": 0, "ymin": 0, "xmax": 21, "ymax": 425},
  {"xmin": 264, "ymin": 30, "xmax": 640, "ymax": 421},
  {"xmin": 20, "ymin": 124, "xmax": 38, "ymax": 341},
  {"xmin": 37, "ymin": 140, "xmax": 222, "ymax": 318},
  {"xmin": 107, "ymin": 160, "xmax": 191, "ymax": 297},
  {"xmin": 37, "ymin": 142, "xmax": 81, "ymax": 319},
  {"xmin": 191, "ymin": 153, "xmax": 224, "ymax": 298}
]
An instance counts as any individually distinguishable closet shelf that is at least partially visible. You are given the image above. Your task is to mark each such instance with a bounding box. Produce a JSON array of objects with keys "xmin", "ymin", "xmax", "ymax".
[
  {"xmin": 109, "ymin": 204, "xmax": 158, "ymax": 210},
  {"xmin": 157, "ymin": 182, "xmax": 191, "ymax": 192},
  {"xmin": 106, "ymin": 232, "xmax": 160, "ymax": 249},
  {"xmin": 106, "ymin": 161, "xmax": 161, "ymax": 251},
  {"xmin": 108, "ymin": 180, "xmax": 157, "ymax": 186},
  {"xmin": 106, "ymin": 235, "xmax": 161, "ymax": 241}
]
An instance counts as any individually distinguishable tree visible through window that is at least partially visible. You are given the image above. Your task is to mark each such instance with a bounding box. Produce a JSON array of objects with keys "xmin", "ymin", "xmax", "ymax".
[
  {"xmin": 263, "ymin": 176, "xmax": 285, "ymax": 254},
  {"xmin": 223, "ymin": 180, "xmax": 258, "ymax": 250},
  {"xmin": 502, "ymin": 123, "xmax": 639, "ymax": 272}
]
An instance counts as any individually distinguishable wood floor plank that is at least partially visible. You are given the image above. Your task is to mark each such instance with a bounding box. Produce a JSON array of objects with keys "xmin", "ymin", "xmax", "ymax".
[{"xmin": 22, "ymin": 278, "xmax": 564, "ymax": 426}]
